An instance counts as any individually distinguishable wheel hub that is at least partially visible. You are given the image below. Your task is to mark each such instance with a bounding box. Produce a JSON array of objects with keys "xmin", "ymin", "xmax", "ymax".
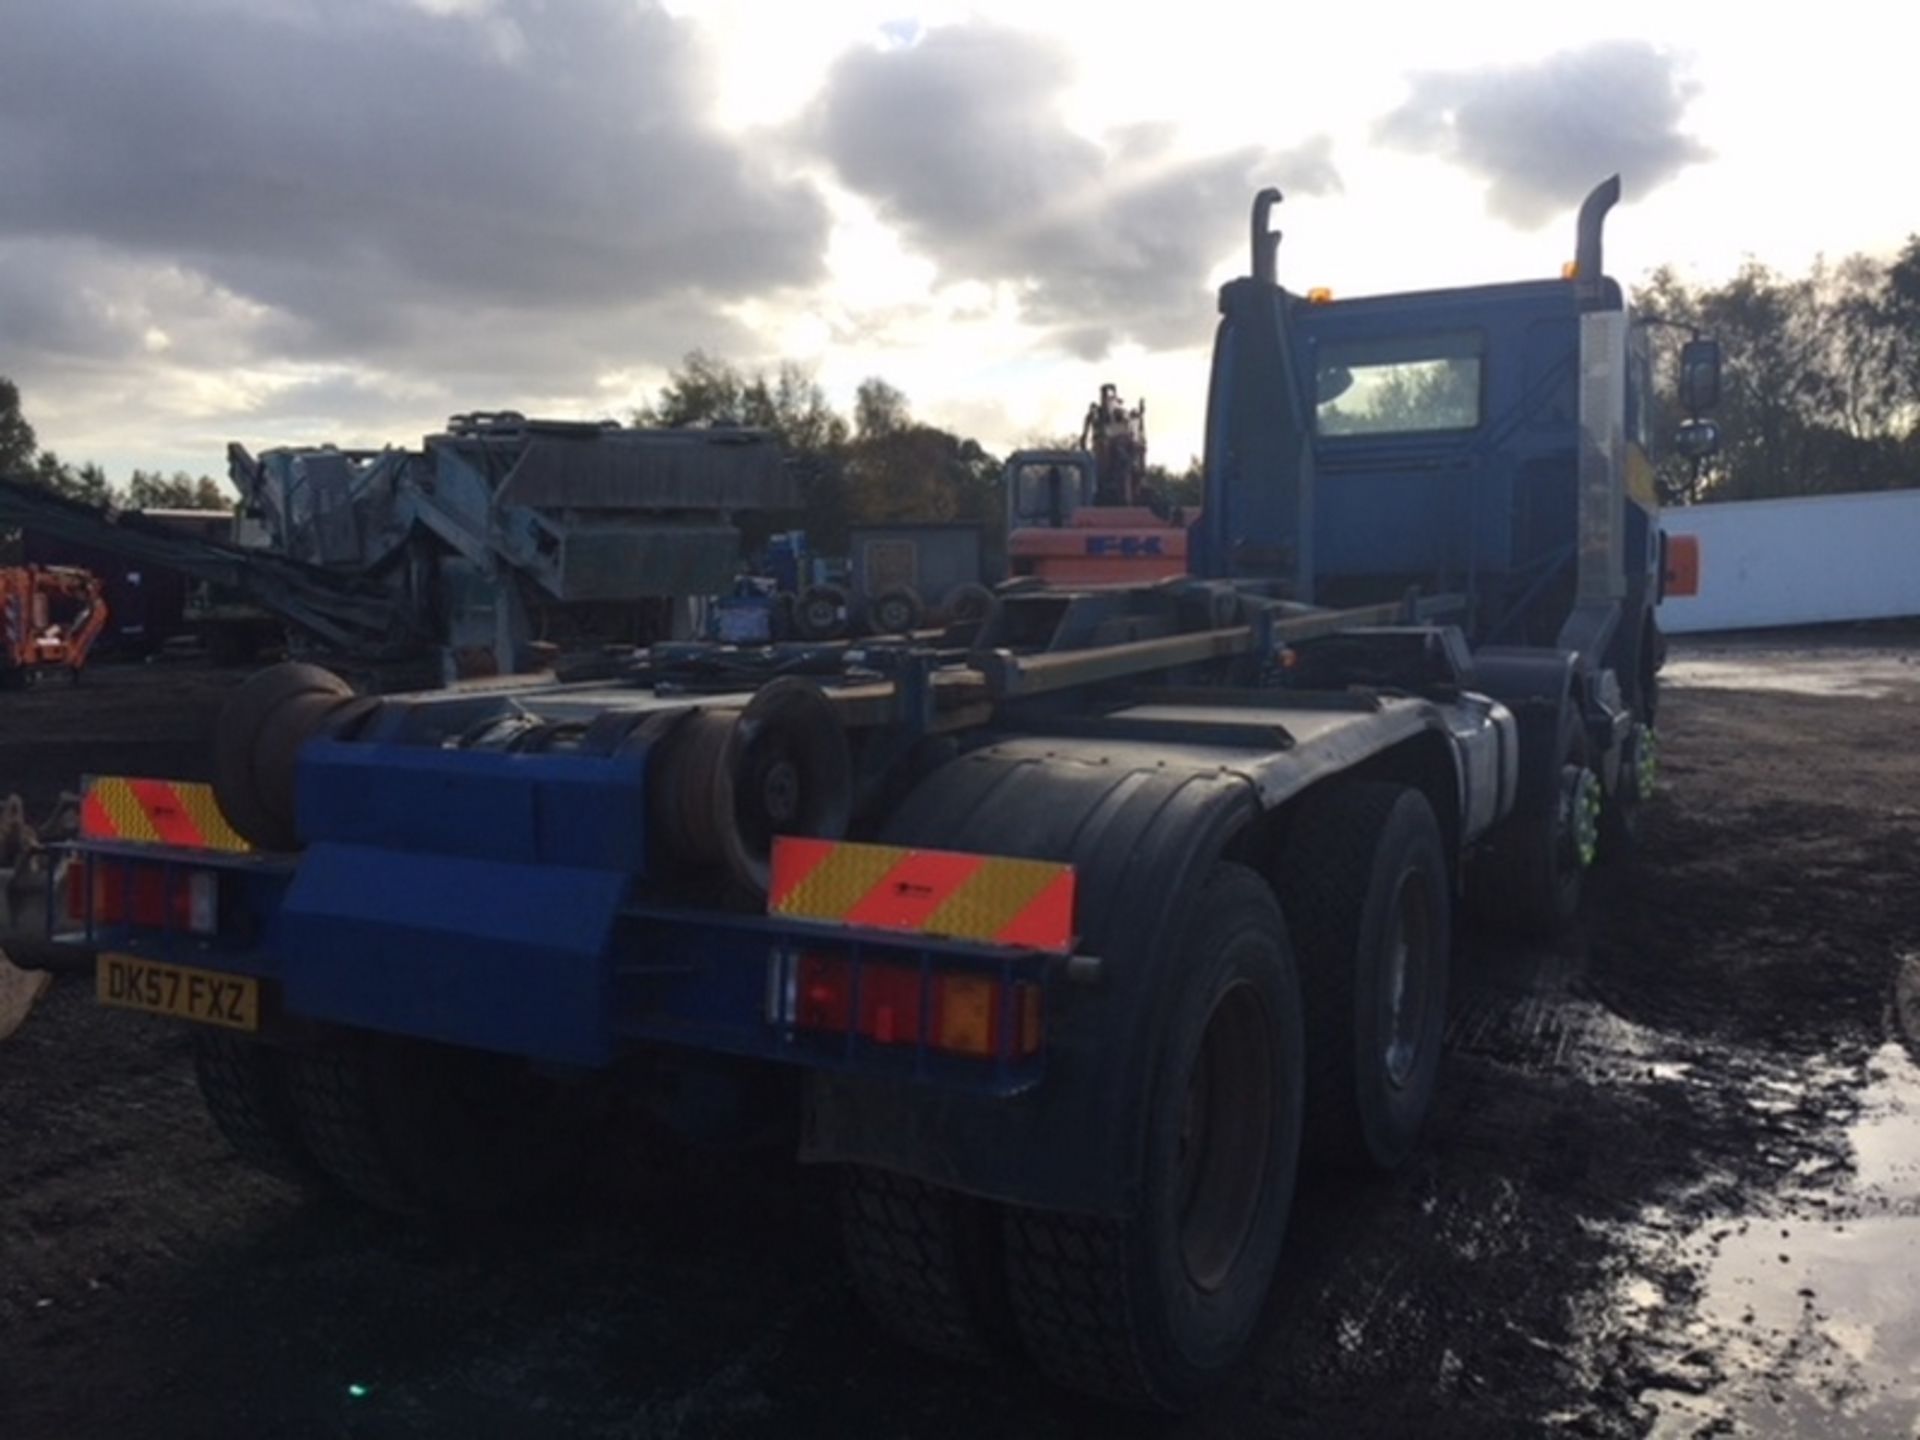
[
  {"xmin": 1176, "ymin": 981, "xmax": 1274, "ymax": 1294},
  {"xmin": 1632, "ymin": 725, "xmax": 1658, "ymax": 801},
  {"xmin": 1381, "ymin": 869, "xmax": 1433, "ymax": 1090},
  {"xmin": 760, "ymin": 757, "xmax": 801, "ymax": 826},
  {"xmin": 1562, "ymin": 765, "xmax": 1603, "ymax": 870}
]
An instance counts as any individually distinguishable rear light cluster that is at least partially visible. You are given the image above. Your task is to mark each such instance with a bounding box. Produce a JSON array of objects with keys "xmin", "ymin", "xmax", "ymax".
[
  {"xmin": 64, "ymin": 858, "xmax": 219, "ymax": 936},
  {"xmin": 772, "ymin": 952, "xmax": 1043, "ymax": 1060}
]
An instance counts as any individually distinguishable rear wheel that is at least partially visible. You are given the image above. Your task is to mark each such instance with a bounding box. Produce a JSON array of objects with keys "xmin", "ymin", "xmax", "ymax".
[
  {"xmin": 841, "ymin": 1166, "xmax": 1012, "ymax": 1364},
  {"xmin": 282, "ymin": 1036, "xmax": 603, "ymax": 1219},
  {"xmin": 866, "ymin": 586, "xmax": 924, "ymax": 635},
  {"xmin": 793, "ymin": 585, "xmax": 846, "ymax": 642},
  {"xmin": 1471, "ymin": 703, "xmax": 1597, "ymax": 938},
  {"xmin": 1001, "ymin": 863, "xmax": 1303, "ymax": 1410},
  {"xmin": 193, "ymin": 1033, "xmax": 322, "ymax": 1187},
  {"xmin": 1278, "ymin": 783, "xmax": 1450, "ymax": 1173}
]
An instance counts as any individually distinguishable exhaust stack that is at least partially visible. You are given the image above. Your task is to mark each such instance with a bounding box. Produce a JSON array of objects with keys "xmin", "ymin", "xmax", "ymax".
[
  {"xmin": 1574, "ymin": 175, "xmax": 1621, "ymax": 309},
  {"xmin": 1250, "ymin": 188, "xmax": 1283, "ymax": 285}
]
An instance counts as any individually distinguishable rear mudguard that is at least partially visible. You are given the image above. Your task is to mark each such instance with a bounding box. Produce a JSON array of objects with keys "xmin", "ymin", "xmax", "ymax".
[{"xmin": 801, "ymin": 742, "xmax": 1260, "ymax": 1218}]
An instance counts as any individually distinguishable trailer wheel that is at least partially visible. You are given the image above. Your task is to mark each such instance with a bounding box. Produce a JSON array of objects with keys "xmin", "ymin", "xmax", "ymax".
[
  {"xmin": 1278, "ymin": 783, "xmax": 1449, "ymax": 1173},
  {"xmin": 841, "ymin": 1166, "xmax": 1013, "ymax": 1364},
  {"xmin": 939, "ymin": 583, "xmax": 997, "ymax": 627},
  {"xmin": 1471, "ymin": 705, "xmax": 1596, "ymax": 938},
  {"xmin": 283, "ymin": 1037, "xmax": 603, "ymax": 1219},
  {"xmin": 1001, "ymin": 863, "xmax": 1303, "ymax": 1409},
  {"xmin": 793, "ymin": 585, "xmax": 846, "ymax": 642},
  {"xmin": 192, "ymin": 1033, "xmax": 321, "ymax": 1187},
  {"xmin": 866, "ymin": 586, "xmax": 924, "ymax": 635}
]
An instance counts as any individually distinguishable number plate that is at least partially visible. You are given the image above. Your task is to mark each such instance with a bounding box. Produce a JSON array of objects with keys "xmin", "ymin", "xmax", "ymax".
[{"xmin": 96, "ymin": 954, "xmax": 259, "ymax": 1031}]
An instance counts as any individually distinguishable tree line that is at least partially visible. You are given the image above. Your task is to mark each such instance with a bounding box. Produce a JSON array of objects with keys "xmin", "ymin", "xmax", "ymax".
[
  {"xmin": 0, "ymin": 377, "xmax": 229, "ymax": 511},
  {"xmin": 1637, "ymin": 237, "xmax": 1920, "ymax": 504},
  {"xmin": 634, "ymin": 355, "xmax": 1004, "ymax": 556},
  {"xmin": 633, "ymin": 351, "xmax": 1200, "ymax": 556}
]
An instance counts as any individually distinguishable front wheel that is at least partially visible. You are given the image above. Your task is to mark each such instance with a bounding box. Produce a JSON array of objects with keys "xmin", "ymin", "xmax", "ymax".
[
  {"xmin": 1001, "ymin": 863, "xmax": 1303, "ymax": 1410},
  {"xmin": 1599, "ymin": 721, "xmax": 1656, "ymax": 861}
]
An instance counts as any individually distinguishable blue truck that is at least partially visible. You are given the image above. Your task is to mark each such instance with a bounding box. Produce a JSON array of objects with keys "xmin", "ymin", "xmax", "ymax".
[{"xmin": 37, "ymin": 176, "xmax": 1718, "ymax": 1410}]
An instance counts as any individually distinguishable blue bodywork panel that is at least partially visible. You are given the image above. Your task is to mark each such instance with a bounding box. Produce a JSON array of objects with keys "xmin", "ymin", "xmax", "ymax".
[
  {"xmin": 295, "ymin": 739, "xmax": 649, "ymax": 872},
  {"xmin": 279, "ymin": 843, "xmax": 624, "ymax": 1065},
  {"xmin": 269, "ymin": 739, "xmax": 653, "ymax": 1063}
]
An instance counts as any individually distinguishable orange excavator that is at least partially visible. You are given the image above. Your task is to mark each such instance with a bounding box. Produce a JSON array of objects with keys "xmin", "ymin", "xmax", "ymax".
[
  {"xmin": 1003, "ymin": 384, "xmax": 1196, "ymax": 585},
  {"xmin": 0, "ymin": 566, "xmax": 108, "ymax": 684}
]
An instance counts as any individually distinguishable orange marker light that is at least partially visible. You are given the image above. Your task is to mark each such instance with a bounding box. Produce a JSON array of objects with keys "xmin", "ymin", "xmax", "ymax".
[
  {"xmin": 1561, "ymin": 261, "xmax": 1579, "ymax": 280},
  {"xmin": 935, "ymin": 974, "xmax": 996, "ymax": 1055},
  {"xmin": 1306, "ymin": 287, "xmax": 1334, "ymax": 304}
]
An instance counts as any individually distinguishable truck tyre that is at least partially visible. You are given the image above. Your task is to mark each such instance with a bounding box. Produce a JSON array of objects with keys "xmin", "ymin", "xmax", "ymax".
[
  {"xmin": 794, "ymin": 585, "xmax": 847, "ymax": 642},
  {"xmin": 282, "ymin": 1036, "xmax": 603, "ymax": 1219},
  {"xmin": 1000, "ymin": 863, "xmax": 1303, "ymax": 1410},
  {"xmin": 193, "ymin": 1033, "xmax": 321, "ymax": 1187},
  {"xmin": 841, "ymin": 1165, "xmax": 1012, "ymax": 1364},
  {"xmin": 1470, "ymin": 704, "xmax": 1597, "ymax": 938},
  {"xmin": 866, "ymin": 586, "xmax": 924, "ymax": 635},
  {"xmin": 940, "ymin": 583, "xmax": 997, "ymax": 627},
  {"xmin": 1277, "ymin": 783, "xmax": 1449, "ymax": 1173}
]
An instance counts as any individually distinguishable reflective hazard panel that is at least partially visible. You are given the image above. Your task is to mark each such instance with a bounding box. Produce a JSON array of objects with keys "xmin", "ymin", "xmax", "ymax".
[
  {"xmin": 79, "ymin": 776, "xmax": 252, "ymax": 853},
  {"xmin": 769, "ymin": 837, "xmax": 1076, "ymax": 954}
]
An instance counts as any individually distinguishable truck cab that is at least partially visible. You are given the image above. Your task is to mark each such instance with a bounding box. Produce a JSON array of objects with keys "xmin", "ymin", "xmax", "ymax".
[
  {"xmin": 1272, "ymin": 276, "xmax": 1667, "ymax": 723},
  {"xmin": 1196, "ymin": 179, "xmax": 1717, "ymax": 924}
]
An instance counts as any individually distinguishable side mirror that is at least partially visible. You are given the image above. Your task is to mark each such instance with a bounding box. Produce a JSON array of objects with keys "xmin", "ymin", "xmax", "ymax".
[
  {"xmin": 1673, "ymin": 419, "xmax": 1720, "ymax": 461},
  {"xmin": 1315, "ymin": 365, "xmax": 1354, "ymax": 404},
  {"xmin": 1679, "ymin": 338, "xmax": 1721, "ymax": 415}
]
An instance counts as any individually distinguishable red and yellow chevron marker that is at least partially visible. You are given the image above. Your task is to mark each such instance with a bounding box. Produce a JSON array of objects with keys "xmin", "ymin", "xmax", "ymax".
[
  {"xmin": 769, "ymin": 836, "xmax": 1076, "ymax": 954},
  {"xmin": 79, "ymin": 776, "xmax": 252, "ymax": 854}
]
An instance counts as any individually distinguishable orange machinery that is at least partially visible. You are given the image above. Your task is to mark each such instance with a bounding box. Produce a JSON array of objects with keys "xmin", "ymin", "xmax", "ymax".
[
  {"xmin": 0, "ymin": 566, "xmax": 108, "ymax": 682},
  {"xmin": 1003, "ymin": 385, "xmax": 1196, "ymax": 585}
]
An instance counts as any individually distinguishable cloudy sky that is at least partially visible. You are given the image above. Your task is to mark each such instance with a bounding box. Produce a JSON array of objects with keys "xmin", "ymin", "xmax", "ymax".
[{"xmin": 2, "ymin": 0, "xmax": 1913, "ymax": 482}]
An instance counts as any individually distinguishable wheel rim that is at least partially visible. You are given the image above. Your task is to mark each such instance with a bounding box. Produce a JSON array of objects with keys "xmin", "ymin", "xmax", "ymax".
[
  {"xmin": 804, "ymin": 599, "xmax": 834, "ymax": 632},
  {"xmin": 1559, "ymin": 764, "xmax": 1603, "ymax": 871},
  {"xmin": 1381, "ymin": 867, "xmax": 1433, "ymax": 1090},
  {"xmin": 1633, "ymin": 725, "xmax": 1658, "ymax": 801},
  {"xmin": 1176, "ymin": 980, "xmax": 1275, "ymax": 1294}
]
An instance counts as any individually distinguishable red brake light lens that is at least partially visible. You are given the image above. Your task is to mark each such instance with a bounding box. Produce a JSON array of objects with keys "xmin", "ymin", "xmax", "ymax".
[
  {"xmin": 779, "ymin": 953, "xmax": 1043, "ymax": 1059},
  {"xmin": 64, "ymin": 858, "xmax": 219, "ymax": 936}
]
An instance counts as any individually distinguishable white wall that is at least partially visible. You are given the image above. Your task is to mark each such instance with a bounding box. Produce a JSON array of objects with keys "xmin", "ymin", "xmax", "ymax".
[{"xmin": 1659, "ymin": 489, "xmax": 1920, "ymax": 634}]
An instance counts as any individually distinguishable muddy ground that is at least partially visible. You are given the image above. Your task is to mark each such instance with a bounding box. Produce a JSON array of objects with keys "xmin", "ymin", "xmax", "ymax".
[{"xmin": 2, "ymin": 634, "xmax": 1918, "ymax": 1439}]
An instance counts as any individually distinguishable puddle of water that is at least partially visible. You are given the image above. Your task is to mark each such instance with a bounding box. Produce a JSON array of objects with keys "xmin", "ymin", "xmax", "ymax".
[
  {"xmin": 1644, "ymin": 1043, "xmax": 1920, "ymax": 1438},
  {"xmin": 1662, "ymin": 648, "xmax": 1920, "ymax": 700}
]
